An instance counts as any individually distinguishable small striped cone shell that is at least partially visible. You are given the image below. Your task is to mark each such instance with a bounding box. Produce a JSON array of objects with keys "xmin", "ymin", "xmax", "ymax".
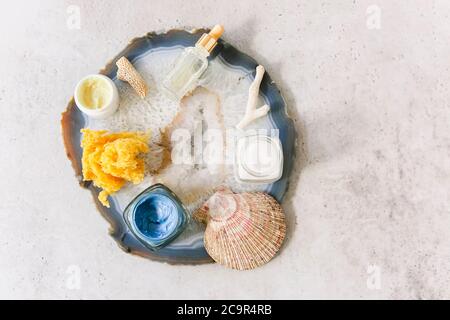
[{"xmin": 193, "ymin": 188, "xmax": 286, "ymax": 270}]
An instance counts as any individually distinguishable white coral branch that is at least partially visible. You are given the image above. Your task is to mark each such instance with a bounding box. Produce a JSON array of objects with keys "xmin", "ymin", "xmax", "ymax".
[{"xmin": 236, "ymin": 65, "xmax": 270, "ymax": 129}]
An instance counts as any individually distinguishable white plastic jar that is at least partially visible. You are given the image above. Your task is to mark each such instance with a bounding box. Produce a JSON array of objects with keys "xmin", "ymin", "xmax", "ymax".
[
  {"xmin": 235, "ymin": 134, "xmax": 284, "ymax": 184},
  {"xmin": 74, "ymin": 74, "xmax": 119, "ymax": 119}
]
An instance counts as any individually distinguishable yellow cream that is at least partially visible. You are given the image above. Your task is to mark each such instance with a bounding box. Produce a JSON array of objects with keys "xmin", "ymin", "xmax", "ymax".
[{"xmin": 78, "ymin": 77, "xmax": 113, "ymax": 109}]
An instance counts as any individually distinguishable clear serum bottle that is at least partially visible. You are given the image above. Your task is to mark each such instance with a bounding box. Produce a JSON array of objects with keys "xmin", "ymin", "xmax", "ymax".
[{"xmin": 162, "ymin": 25, "xmax": 224, "ymax": 101}]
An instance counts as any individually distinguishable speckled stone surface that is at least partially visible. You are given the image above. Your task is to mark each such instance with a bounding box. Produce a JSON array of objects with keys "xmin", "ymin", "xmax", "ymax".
[{"xmin": 1, "ymin": 0, "xmax": 449, "ymax": 299}]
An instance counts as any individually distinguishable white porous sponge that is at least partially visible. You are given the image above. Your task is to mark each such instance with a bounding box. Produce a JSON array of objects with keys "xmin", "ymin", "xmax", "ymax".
[{"xmin": 116, "ymin": 56, "xmax": 148, "ymax": 98}]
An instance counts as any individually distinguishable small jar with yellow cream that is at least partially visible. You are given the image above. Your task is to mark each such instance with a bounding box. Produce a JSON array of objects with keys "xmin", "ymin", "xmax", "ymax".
[{"xmin": 74, "ymin": 74, "xmax": 119, "ymax": 119}]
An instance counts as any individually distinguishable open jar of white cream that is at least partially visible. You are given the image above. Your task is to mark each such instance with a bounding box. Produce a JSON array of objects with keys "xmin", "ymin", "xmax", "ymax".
[
  {"xmin": 234, "ymin": 134, "xmax": 284, "ymax": 184},
  {"xmin": 74, "ymin": 74, "xmax": 119, "ymax": 119}
]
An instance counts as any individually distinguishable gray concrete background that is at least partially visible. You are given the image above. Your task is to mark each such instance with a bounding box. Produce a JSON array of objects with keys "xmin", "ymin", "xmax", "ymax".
[{"xmin": 1, "ymin": 0, "xmax": 449, "ymax": 299}]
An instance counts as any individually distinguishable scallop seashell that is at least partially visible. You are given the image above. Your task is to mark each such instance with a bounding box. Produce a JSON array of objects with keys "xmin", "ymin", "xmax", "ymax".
[{"xmin": 193, "ymin": 188, "xmax": 286, "ymax": 270}]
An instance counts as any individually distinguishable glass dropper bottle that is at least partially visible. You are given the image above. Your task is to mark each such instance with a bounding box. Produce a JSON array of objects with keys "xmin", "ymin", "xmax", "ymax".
[{"xmin": 162, "ymin": 25, "xmax": 224, "ymax": 101}]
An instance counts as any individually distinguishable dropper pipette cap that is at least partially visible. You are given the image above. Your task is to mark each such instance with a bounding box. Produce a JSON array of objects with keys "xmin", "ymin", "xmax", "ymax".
[{"xmin": 196, "ymin": 24, "xmax": 224, "ymax": 53}]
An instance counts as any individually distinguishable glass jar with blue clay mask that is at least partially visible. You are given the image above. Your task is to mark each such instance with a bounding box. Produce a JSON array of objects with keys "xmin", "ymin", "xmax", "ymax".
[{"xmin": 123, "ymin": 184, "xmax": 188, "ymax": 250}]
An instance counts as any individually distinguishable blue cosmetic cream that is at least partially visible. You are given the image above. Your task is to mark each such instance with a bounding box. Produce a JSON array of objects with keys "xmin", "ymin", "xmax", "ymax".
[{"xmin": 123, "ymin": 184, "xmax": 188, "ymax": 250}]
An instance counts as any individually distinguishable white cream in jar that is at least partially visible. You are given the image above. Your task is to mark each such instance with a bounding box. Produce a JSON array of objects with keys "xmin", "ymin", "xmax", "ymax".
[
  {"xmin": 235, "ymin": 134, "xmax": 283, "ymax": 183},
  {"xmin": 74, "ymin": 74, "xmax": 119, "ymax": 119}
]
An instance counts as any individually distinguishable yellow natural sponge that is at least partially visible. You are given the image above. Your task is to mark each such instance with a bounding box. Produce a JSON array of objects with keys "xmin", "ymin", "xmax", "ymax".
[{"xmin": 80, "ymin": 129, "xmax": 150, "ymax": 207}]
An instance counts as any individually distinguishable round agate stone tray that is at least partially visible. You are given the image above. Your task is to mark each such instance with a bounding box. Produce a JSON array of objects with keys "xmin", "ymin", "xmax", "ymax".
[{"xmin": 61, "ymin": 29, "xmax": 296, "ymax": 264}]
